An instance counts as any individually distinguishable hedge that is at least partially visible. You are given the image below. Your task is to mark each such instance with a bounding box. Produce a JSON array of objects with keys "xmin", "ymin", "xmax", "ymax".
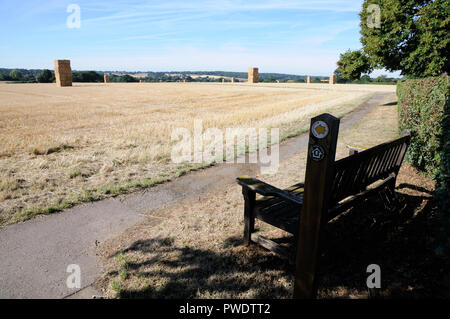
[
  {"xmin": 397, "ymin": 76, "xmax": 449, "ymax": 207},
  {"xmin": 397, "ymin": 76, "xmax": 450, "ymax": 256}
]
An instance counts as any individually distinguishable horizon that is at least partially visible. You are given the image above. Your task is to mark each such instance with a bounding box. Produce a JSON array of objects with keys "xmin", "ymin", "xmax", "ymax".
[
  {"xmin": 0, "ymin": 0, "xmax": 400, "ymax": 77},
  {"xmin": 0, "ymin": 68, "xmax": 402, "ymax": 79}
]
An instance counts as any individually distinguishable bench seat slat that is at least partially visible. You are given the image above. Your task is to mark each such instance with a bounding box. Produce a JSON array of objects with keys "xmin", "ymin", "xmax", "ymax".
[{"xmin": 253, "ymin": 184, "xmax": 305, "ymax": 234}]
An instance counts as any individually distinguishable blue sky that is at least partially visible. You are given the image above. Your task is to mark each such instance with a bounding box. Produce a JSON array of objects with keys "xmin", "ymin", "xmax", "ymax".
[{"xmin": 0, "ymin": 0, "xmax": 398, "ymax": 76}]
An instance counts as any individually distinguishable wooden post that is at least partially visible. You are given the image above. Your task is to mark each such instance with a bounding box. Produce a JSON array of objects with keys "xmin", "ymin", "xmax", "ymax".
[
  {"xmin": 306, "ymin": 76, "xmax": 311, "ymax": 84},
  {"xmin": 294, "ymin": 113, "xmax": 340, "ymax": 299}
]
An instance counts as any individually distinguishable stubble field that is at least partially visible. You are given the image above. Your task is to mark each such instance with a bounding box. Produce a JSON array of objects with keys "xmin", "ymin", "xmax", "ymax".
[{"xmin": 0, "ymin": 82, "xmax": 395, "ymax": 225}]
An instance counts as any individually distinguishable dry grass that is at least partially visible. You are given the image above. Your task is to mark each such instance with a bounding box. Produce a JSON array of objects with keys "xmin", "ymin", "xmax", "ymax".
[
  {"xmin": 0, "ymin": 82, "xmax": 395, "ymax": 225},
  {"xmin": 95, "ymin": 94, "xmax": 444, "ymax": 299}
]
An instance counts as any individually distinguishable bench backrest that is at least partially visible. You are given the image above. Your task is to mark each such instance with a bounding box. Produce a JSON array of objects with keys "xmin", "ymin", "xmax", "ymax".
[{"xmin": 328, "ymin": 133, "xmax": 411, "ymax": 206}]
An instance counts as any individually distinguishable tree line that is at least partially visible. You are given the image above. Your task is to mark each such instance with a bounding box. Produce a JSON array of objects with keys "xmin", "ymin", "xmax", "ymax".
[
  {"xmin": 0, "ymin": 69, "xmax": 142, "ymax": 83},
  {"xmin": 0, "ymin": 69, "xmax": 54, "ymax": 83},
  {"xmin": 0, "ymin": 69, "xmax": 398, "ymax": 84}
]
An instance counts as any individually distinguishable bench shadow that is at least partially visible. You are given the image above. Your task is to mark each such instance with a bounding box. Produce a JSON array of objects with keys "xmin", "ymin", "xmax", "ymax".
[
  {"xmin": 109, "ymin": 236, "xmax": 293, "ymax": 299},
  {"xmin": 108, "ymin": 190, "xmax": 443, "ymax": 299},
  {"xmin": 396, "ymin": 183, "xmax": 434, "ymax": 196},
  {"xmin": 317, "ymin": 190, "xmax": 445, "ymax": 298}
]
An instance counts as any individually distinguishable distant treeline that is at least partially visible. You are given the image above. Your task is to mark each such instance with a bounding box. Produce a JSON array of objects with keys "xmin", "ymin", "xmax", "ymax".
[
  {"xmin": 0, "ymin": 69, "xmax": 137, "ymax": 83},
  {"xmin": 0, "ymin": 68, "xmax": 54, "ymax": 83},
  {"xmin": 174, "ymin": 71, "xmax": 311, "ymax": 82},
  {"xmin": 0, "ymin": 68, "xmax": 399, "ymax": 84}
]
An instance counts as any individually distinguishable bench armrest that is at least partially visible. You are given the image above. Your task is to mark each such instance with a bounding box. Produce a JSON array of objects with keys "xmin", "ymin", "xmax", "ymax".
[{"xmin": 236, "ymin": 176, "xmax": 303, "ymax": 206}]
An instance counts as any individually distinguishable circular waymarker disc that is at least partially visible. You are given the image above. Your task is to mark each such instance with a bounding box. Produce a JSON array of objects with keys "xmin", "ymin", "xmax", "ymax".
[
  {"xmin": 309, "ymin": 144, "xmax": 325, "ymax": 162},
  {"xmin": 312, "ymin": 120, "xmax": 329, "ymax": 139}
]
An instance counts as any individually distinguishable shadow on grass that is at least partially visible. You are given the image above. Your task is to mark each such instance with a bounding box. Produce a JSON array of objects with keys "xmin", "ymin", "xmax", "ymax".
[
  {"xmin": 318, "ymin": 189, "xmax": 445, "ymax": 298},
  {"xmin": 109, "ymin": 235, "xmax": 293, "ymax": 299},
  {"xmin": 396, "ymin": 183, "xmax": 434, "ymax": 196},
  {"xmin": 109, "ymin": 188, "xmax": 446, "ymax": 299}
]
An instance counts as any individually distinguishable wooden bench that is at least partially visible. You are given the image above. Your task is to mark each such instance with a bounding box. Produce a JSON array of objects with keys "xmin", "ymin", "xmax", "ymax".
[{"xmin": 236, "ymin": 113, "xmax": 411, "ymax": 298}]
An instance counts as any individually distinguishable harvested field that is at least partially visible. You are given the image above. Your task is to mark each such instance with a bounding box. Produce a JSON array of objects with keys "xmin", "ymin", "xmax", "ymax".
[{"xmin": 0, "ymin": 82, "xmax": 395, "ymax": 225}]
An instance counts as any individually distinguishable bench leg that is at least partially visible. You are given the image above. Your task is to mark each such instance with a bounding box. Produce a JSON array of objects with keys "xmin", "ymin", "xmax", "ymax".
[
  {"xmin": 387, "ymin": 175, "xmax": 396, "ymax": 193},
  {"xmin": 242, "ymin": 188, "xmax": 256, "ymax": 246},
  {"xmin": 384, "ymin": 176, "xmax": 400, "ymax": 212}
]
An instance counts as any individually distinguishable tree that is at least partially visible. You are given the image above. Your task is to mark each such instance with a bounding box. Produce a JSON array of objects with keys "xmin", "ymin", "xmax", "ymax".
[
  {"xmin": 360, "ymin": 75, "xmax": 372, "ymax": 82},
  {"xmin": 360, "ymin": 0, "xmax": 449, "ymax": 77},
  {"xmin": 36, "ymin": 69, "xmax": 53, "ymax": 83},
  {"xmin": 9, "ymin": 69, "xmax": 23, "ymax": 81},
  {"xmin": 375, "ymin": 75, "xmax": 388, "ymax": 82},
  {"xmin": 119, "ymin": 74, "xmax": 138, "ymax": 82},
  {"xmin": 72, "ymin": 71, "xmax": 103, "ymax": 82},
  {"xmin": 335, "ymin": 49, "xmax": 373, "ymax": 81}
]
